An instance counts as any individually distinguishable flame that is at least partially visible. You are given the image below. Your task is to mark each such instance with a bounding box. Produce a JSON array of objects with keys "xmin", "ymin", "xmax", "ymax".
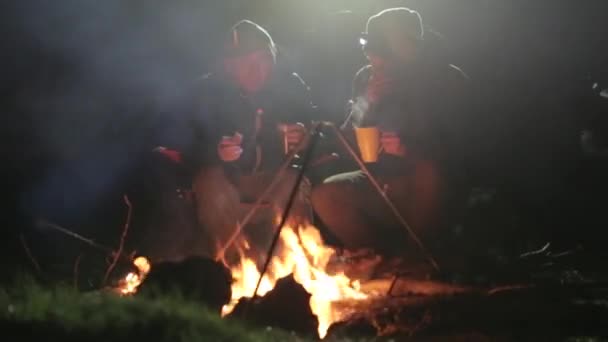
[
  {"xmin": 222, "ymin": 223, "xmax": 367, "ymax": 338},
  {"xmin": 118, "ymin": 256, "xmax": 151, "ymax": 295}
]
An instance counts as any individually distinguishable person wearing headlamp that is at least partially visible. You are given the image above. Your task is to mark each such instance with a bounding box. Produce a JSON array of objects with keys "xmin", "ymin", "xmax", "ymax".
[{"xmin": 312, "ymin": 8, "xmax": 469, "ymax": 256}]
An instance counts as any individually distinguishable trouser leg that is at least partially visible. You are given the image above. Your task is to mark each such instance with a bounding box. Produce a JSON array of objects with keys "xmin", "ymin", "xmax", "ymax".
[
  {"xmin": 192, "ymin": 165, "xmax": 240, "ymax": 258},
  {"xmin": 312, "ymin": 160, "xmax": 443, "ymax": 255},
  {"xmin": 235, "ymin": 169, "xmax": 313, "ymax": 253},
  {"xmin": 192, "ymin": 166, "xmax": 313, "ymax": 260},
  {"xmin": 312, "ymin": 170, "xmax": 407, "ymax": 253}
]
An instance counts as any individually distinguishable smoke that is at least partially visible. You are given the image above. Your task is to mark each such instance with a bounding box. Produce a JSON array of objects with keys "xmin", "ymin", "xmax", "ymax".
[
  {"xmin": 5, "ymin": 0, "xmax": 229, "ymax": 226},
  {"xmin": 7, "ymin": 0, "xmax": 608, "ymax": 235}
]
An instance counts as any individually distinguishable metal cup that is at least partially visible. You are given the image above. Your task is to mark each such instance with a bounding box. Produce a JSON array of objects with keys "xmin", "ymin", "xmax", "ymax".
[{"xmin": 354, "ymin": 126, "xmax": 381, "ymax": 163}]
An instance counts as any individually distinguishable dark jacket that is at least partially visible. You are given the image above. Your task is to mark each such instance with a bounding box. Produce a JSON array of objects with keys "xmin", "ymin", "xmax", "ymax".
[
  {"xmin": 184, "ymin": 70, "xmax": 316, "ymax": 174},
  {"xmin": 345, "ymin": 57, "xmax": 469, "ymax": 173}
]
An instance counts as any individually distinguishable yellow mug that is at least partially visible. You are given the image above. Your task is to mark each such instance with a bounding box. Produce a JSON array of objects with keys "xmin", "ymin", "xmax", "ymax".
[{"xmin": 354, "ymin": 126, "xmax": 381, "ymax": 163}]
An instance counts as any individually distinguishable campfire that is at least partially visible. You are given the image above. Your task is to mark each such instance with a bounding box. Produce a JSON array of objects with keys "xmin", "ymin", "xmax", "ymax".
[
  {"xmin": 113, "ymin": 223, "xmax": 379, "ymax": 338},
  {"xmin": 221, "ymin": 222, "xmax": 369, "ymax": 338},
  {"xmin": 105, "ymin": 218, "xmax": 548, "ymax": 340}
]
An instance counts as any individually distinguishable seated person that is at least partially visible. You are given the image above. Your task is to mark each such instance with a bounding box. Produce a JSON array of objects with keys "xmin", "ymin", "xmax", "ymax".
[
  {"xmin": 184, "ymin": 20, "xmax": 316, "ymax": 260},
  {"xmin": 312, "ymin": 8, "xmax": 469, "ymax": 256}
]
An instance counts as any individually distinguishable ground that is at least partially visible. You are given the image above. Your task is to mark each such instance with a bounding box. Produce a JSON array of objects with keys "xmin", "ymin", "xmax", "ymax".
[{"xmin": 2, "ymin": 273, "xmax": 608, "ymax": 341}]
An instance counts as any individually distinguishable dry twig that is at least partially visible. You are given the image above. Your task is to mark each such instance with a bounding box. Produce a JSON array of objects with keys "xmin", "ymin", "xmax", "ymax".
[
  {"xmin": 19, "ymin": 234, "xmax": 41, "ymax": 274},
  {"xmin": 73, "ymin": 254, "xmax": 83, "ymax": 290},
  {"xmin": 37, "ymin": 219, "xmax": 132, "ymax": 262},
  {"xmin": 487, "ymin": 284, "xmax": 533, "ymax": 295},
  {"xmin": 103, "ymin": 195, "xmax": 133, "ymax": 285},
  {"xmin": 36, "ymin": 219, "xmax": 108, "ymax": 252}
]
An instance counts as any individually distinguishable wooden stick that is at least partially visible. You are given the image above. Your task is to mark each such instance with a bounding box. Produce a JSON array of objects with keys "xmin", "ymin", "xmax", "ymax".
[
  {"xmin": 250, "ymin": 122, "xmax": 323, "ymax": 300},
  {"xmin": 73, "ymin": 254, "xmax": 83, "ymax": 290},
  {"xmin": 328, "ymin": 123, "xmax": 440, "ymax": 274},
  {"xmin": 35, "ymin": 219, "xmax": 133, "ymax": 263},
  {"xmin": 103, "ymin": 194, "xmax": 133, "ymax": 285},
  {"xmin": 19, "ymin": 234, "xmax": 41, "ymax": 274},
  {"xmin": 36, "ymin": 220, "xmax": 104, "ymax": 250},
  {"xmin": 214, "ymin": 132, "xmax": 313, "ymax": 262}
]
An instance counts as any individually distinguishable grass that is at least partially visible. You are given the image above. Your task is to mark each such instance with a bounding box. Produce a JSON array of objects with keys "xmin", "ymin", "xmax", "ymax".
[
  {"xmin": 3, "ymin": 275, "xmax": 606, "ymax": 342},
  {"xmin": 0, "ymin": 275, "xmax": 311, "ymax": 342}
]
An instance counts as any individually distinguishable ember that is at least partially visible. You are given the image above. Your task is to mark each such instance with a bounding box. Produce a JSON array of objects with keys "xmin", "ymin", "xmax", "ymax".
[
  {"xmin": 222, "ymin": 222, "xmax": 368, "ymax": 338},
  {"xmin": 118, "ymin": 256, "xmax": 151, "ymax": 295}
]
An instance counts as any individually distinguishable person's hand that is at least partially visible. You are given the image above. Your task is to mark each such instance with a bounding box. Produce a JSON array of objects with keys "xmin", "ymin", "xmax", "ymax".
[
  {"xmin": 279, "ymin": 122, "xmax": 307, "ymax": 152},
  {"xmin": 285, "ymin": 122, "xmax": 307, "ymax": 146},
  {"xmin": 153, "ymin": 146, "xmax": 182, "ymax": 163},
  {"xmin": 380, "ymin": 131, "xmax": 406, "ymax": 157},
  {"xmin": 218, "ymin": 132, "xmax": 243, "ymax": 162}
]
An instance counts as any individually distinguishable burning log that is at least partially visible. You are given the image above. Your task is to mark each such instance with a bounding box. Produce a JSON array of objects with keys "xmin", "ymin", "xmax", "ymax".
[
  {"xmin": 227, "ymin": 275, "xmax": 319, "ymax": 338},
  {"xmin": 136, "ymin": 256, "xmax": 231, "ymax": 314}
]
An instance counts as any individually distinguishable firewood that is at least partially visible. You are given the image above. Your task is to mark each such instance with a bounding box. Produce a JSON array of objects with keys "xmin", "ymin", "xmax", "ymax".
[
  {"xmin": 137, "ymin": 256, "xmax": 231, "ymax": 314},
  {"xmin": 228, "ymin": 275, "xmax": 319, "ymax": 338}
]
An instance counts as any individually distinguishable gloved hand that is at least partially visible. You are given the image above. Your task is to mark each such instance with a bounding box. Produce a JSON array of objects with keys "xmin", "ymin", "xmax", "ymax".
[
  {"xmin": 380, "ymin": 130, "xmax": 406, "ymax": 157},
  {"xmin": 278, "ymin": 122, "xmax": 307, "ymax": 153},
  {"xmin": 218, "ymin": 132, "xmax": 243, "ymax": 162},
  {"xmin": 153, "ymin": 146, "xmax": 183, "ymax": 163}
]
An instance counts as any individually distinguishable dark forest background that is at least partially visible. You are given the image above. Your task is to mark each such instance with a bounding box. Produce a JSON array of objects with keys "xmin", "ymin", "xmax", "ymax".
[{"xmin": 2, "ymin": 0, "xmax": 608, "ymax": 276}]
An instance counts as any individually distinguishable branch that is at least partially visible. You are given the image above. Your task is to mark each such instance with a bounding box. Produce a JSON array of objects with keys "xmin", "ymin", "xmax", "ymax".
[
  {"xmin": 73, "ymin": 254, "xmax": 83, "ymax": 290},
  {"xmin": 36, "ymin": 219, "xmax": 109, "ymax": 252},
  {"xmin": 103, "ymin": 195, "xmax": 133, "ymax": 285},
  {"xmin": 487, "ymin": 284, "xmax": 533, "ymax": 295},
  {"xmin": 35, "ymin": 219, "xmax": 134, "ymax": 269},
  {"xmin": 19, "ymin": 234, "xmax": 41, "ymax": 274}
]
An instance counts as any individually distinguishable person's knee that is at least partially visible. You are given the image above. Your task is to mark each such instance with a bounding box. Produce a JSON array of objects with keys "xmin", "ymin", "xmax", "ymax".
[
  {"xmin": 311, "ymin": 182, "xmax": 342, "ymax": 215},
  {"xmin": 312, "ymin": 173, "xmax": 366, "ymax": 217},
  {"xmin": 193, "ymin": 166, "xmax": 227, "ymax": 192},
  {"xmin": 195, "ymin": 165, "xmax": 225, "ymax": 181},
  {"xmin": 322, "ymin": 170, "xmax": 366, "ymax": 185}
]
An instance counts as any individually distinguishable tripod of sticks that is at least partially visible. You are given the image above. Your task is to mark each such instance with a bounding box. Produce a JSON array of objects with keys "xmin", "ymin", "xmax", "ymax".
[{"xmin": 217, "ymin": 121, "xmax": 440, "ymax": 304}]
